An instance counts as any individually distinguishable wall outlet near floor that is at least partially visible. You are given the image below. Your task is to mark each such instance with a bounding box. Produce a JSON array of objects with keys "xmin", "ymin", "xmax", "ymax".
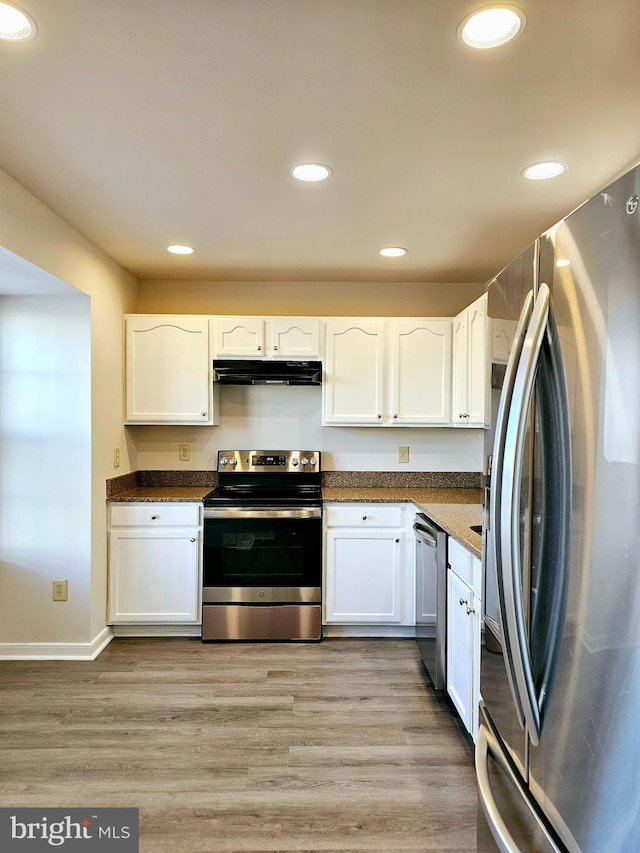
[
  {"xmin": 113, "ymin": 447, "xmax": 120, "ymax": 468},
  {"xmin": 398, "ymin": 445, "xmax": 410, "ymax": 464},
  {"xmin": 53, "ymin": 580, "xmax": 68, "ymax": 601},
  {"xmin": 179, "ymin": 444, "xmax": 191, "ymax": 462}
]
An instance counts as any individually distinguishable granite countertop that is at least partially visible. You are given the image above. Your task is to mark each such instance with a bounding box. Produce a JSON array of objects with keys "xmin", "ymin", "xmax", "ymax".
[
  {"xmin": 323, "ymin": 486, "xmax": 483, "ymax": 557},
  {"xmin": 106, "ymin": 472, "xmax": 483, "ymax": 557},
  {"xmin": 108, "ymin": 486, "xmax": 213, "ymax": 502}
]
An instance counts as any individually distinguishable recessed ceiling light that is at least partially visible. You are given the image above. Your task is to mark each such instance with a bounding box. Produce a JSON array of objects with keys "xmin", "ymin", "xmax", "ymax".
[
  {"xmin": 0, "ymin": 1, "xmax": 36, "ymax": 41},
  {"xmin": 523, "ymin": 161, "xmax": 567, "ymax": 181},
  {"xmin": 379, "ymin": 247, "xmax": 408, "ymax": 258},
  {"xmin": 457, "ymin": 5, "xmax": 525, "ymax": 49},
  {"xmin": 167, "ymin": 245, "xmax": 194, "ymax": 255},
  {"xmin": 290, "ymin": 163, "xmax": 332, "ymax": 182}
]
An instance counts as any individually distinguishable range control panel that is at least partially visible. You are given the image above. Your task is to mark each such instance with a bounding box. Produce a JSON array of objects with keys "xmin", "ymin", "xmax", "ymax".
[{"xmin": 217, "ymin": 450, "xmax": 320, "ymax": 472}]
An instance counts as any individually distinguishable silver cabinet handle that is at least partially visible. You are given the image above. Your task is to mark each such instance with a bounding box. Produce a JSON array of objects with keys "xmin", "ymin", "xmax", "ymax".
[
  {"xmin": 190, "ymin": 537, "xmax": 196, "ymax": 542},
  {"xmin": 393, "ymin": 413, "xmax": 398, "ymax": 418},
  {"xmin": 466, "ymin": 605, "xmax": 475, "ymax": 615},
  {"xmin": 151, "ymin": 515, "xmax": 159, "ymax": 520},
  {"xmin": 459, "ymin": 597, "xmax": 468, "ymax": 606},
  {"xmin": 362, "ymin": 515, "xmax": 368, "ymax": 520},
  {"xmin": 201, "ymin": 411, "xmax": 206, "ymax": 416}
]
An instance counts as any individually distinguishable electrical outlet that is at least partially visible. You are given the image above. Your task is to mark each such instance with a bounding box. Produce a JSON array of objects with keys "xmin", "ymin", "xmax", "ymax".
[
  {"xmin": 53, "ymin": 580, "xmax": 68, "ymax": 601},
  {"xmin": 398, "ymin": 445, "xmax": 410, "ymax": 464},
  {"xmin": 113, "ymin": 447, "xmax": 120, "ymax": 468},
  {"xmin": 179, "ymin": 444, "xmax": 191, "ymax": 462}
]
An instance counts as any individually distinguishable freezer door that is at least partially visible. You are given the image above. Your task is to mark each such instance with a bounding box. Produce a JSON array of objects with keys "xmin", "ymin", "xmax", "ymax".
[
  {"xmin": 528, "ymin": 164, "xmax": 640, "ymax": 852},
  {"xmin": 476, "ymin": 712, "xmax": 567, "ymax": 853}
]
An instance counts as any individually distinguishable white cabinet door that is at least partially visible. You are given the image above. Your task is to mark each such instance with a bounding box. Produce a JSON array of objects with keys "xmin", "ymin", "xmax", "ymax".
[
  {"xmin": 451, "ymin": 312, "xmax": 469, "ymax": 426},
  {"xmin": 390, "ymin": 319, "xmax": 452, "ymax": 425},
  {"xmin": 266, "ymin": 318, "xmax": 321, "ymax": 359},
  {"xmin": 108, "ymin": 528, "xmax": 201, "ymax": 623},
  {"xmin": 323, "ymin": 320, "xmax": 385, "ymax": 425},
  {"xmin": 447, "ymin": 567, "xmax": 474, "ymax": 731},
  {"xmin": 213, "ymin": 317, "xmax": 265, "ymax": 357},
  {"xmin": 451, "ymin": 293, "xmax": 488, "ymax": 427},
  {"xmin": 467, "ymin": 295, "xmax": 488, "ymax": 426},
  {"xmin": 324, "ymin": 528, "xmax": 402, "ymax": 623},
  {"xmin": 125, "ymin": 315, "xmax": 213, "ymax": 424}
]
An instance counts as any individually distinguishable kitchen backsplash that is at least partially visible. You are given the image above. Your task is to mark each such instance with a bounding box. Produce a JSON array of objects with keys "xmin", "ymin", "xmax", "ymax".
[{"xmin": 106, "ymin": 469, "xmax": 480, "ymax": 497}]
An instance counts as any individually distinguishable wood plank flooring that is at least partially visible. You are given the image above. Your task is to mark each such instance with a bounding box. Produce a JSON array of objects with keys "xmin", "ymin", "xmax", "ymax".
[{"xmin": 0, "ymin": 638, "xmax": 477, "ymax": 851}]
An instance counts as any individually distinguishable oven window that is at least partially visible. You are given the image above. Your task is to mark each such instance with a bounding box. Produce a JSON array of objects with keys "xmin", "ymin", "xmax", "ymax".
[{"xmin": 203, "ymin": 517, "xmax": 322, "ymax": 588}]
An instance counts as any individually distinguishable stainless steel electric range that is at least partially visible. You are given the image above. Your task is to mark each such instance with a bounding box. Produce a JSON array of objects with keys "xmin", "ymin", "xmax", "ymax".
[{"xmin": 201, "ymin": 450, "xmax": 322, "ymax": 641}]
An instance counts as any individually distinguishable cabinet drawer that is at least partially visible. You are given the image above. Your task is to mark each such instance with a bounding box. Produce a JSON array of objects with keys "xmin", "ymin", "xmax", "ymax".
[
  {"xmin": 448, "ymin": 536, "xmax": 473, "ymax": 585},
  {"xmin": 325, "ymin": 503, "xmax": 404, "ymax": 528},
  {"xmin": 110, "ymin": 503, "xmax": 201, "ymax": 528}
]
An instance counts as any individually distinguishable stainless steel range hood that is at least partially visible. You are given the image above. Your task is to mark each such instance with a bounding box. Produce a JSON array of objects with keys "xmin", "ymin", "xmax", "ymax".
[{"xmin": 213, "ymin": 360, "xmax": 322, "ymax": 385}]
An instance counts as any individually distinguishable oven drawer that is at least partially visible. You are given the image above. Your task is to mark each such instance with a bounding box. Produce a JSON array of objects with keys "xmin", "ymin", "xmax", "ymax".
[
  {"xmin": 110, "ymin": 503, "xmax": 201, "ymax": 528},
  {"xmin": 202, "ymin": 603, "xmax": 322, "ymax": 641},
  {"xmin": 325, "ymin": 503, "xmax": 404, "ymax": 528}
]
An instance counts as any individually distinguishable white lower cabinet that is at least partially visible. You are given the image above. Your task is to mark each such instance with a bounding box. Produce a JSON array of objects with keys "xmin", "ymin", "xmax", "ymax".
[
  {"xmin": 324, "ymin": 503, "xmax": 413, "ymax": 626},
  {"xmin": 446, "ymin": 537, "xmax": 482, "ymax": 740},
  {"xmin": 108, "ymin": 503, "xmax": 202, "ymax": 625}
]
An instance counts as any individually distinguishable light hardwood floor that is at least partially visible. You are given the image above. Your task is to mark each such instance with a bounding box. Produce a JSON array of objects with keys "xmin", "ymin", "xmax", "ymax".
[{"xmin": 0, "ymin": 638, "xmax": 477, "ymax": 851}]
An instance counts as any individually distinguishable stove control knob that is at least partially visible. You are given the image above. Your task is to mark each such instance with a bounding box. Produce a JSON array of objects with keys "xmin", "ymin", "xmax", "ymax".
[
  {"xmin": 228, "ymin": 457, "xmax": 238, "ymax": 466},
  {"xmin": 300, "ymin": 457, "xmax": 309, "ymax": 466},
  {"xmin": 291, "ymin": 458, "xmax": 299, "ymax": 466},
  {"xmin": 220, "ymin": 456, "xmax": 229, "ymax": 465}
]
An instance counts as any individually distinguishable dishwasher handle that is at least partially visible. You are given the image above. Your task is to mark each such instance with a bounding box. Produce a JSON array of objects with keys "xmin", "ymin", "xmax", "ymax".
[{"xmin": 413, "ymin": 514, "xmax": 439, "ymax": 547}]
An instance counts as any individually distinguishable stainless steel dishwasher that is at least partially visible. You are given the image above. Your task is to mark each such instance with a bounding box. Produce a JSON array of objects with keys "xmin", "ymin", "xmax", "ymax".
[{"xmin": 414, "ymin": 513, "xmax": 448, "ymax": 691}]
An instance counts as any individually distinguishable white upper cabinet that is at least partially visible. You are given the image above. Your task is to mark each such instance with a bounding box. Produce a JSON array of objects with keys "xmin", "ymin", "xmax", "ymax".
[
  {"xmin": 266, "ymin": 318, "xmax": 320, "ymax": 358},
  {"xmin": 323, "ymin": 318, "xmax": 452, "ymax": 426},
  {"xmin": 125, "ymin": 315, "xmax": 217, "ymax": 425},
  {"xmin": 323, "ymin": 320, "xmax": 386, "ymax": 425},
  {"xmin": 212, "ymin": 317, "xmax": 265, "ymax": 357},
  {"xmin": 390, "ymin": 319, "xmax": 452, "ymax": 425},
  {"xmin": 452, "ymin": 293, "xmax": 489, "ymax": 427},
  {"xmin": 212, "ymin": 316, "xmax": 321, "ymax": 359}
]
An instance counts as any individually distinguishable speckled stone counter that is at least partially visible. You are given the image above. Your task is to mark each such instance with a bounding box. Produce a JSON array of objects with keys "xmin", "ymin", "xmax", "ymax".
[
  {"xmin": 107, "ymin": 470, "xmax": 216, "ymax": 502},
  {"xmin": 323, "ymin": 486, "xmax": 483, "ymax": 558}
]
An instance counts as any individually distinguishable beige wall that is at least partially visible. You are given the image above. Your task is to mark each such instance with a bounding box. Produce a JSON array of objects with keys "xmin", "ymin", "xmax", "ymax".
[
  {"xmin": 0, "ymin": 168, "xmax": 138, "ymax": 654},
  {"xmin": 138, "ymin": 279, "xmax": 485, "ymax": 317}
]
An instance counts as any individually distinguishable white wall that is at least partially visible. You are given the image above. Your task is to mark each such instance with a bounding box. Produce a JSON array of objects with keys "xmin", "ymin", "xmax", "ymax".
[
  {"xmin": 0, "ymin": 293, "xmax": 91, "ymax": 647},
  {"xmin": 0, "ymin": 169, "xmax": 138, "ymax": 657},
  {"xmin": 131, "ymin": 385, "xmax": 483, "ymax": 471}
]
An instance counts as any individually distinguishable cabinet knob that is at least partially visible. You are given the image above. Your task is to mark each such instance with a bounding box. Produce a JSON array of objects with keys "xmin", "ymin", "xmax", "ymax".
[
  {"xmin": 190, "ymin": 537, "xmax": 196, "ymax": 543},
  {"xmin": 257, "ymin": 345, "xmax": 262, "ymax": 351},
  {"xmin": 377, "ymin": 414, "xmax": 382, "ymax": 419},
  {"xmin": 466, "ymin": 606, "xmax": 475, "ymax": 615},
  {"xmin": 151, "ymin": 515, "xmax": 159, "ymax": 520},
  {"xmin": 393, "ymin": 413, "xmax": 398, "ymax": 419},
  {"xmin": 459, "ymin": 597, "xmax": 468, "ymax": 606},
  {"xmin": 201, "ymin": 411, "xmax": 206, "ymax": 417},
  {"xmin": 362, "ymin": 515, "xmax": 368, "ymax": 520},
  {"xmin": 274, "ymin": 345, "xmax": 278, "ymax": 351},
  {"xmin": 395, "ymin": 538, "xmax": 400, "ymax": 543}
]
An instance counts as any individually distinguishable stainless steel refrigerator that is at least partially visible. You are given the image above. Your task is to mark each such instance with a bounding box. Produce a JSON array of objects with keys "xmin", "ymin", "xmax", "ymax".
[{"xmin": 477, "ymin": 163, "xmax": 640, "ymax": 852}]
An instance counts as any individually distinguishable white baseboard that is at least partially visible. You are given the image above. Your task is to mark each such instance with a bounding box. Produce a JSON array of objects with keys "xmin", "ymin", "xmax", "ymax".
[
  {"xmin": 0, "ymin": 626, "xmax": 114, "ymax": 660},
  {"xmin": 322, "ymin": 625, "xmax": 416, "ymax": 639},
  {"xmin": 111, "ymin": 624, "xmax": 202, "ymax": 638}
]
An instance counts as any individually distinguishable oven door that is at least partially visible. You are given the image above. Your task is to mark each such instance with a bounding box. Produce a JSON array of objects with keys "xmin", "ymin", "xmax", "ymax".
[{"xmin": 202, "ymin": 507, "xmax": 322, "ymax": 604}]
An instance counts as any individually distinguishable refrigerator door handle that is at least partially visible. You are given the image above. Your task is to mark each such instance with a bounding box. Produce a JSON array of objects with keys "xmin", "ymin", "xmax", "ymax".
[
  {"xmin": 490, "ymin": 288, "xmax": 534, "ymax": 728},
  {"xmin": 501, "ymin": 282, "xmax": 551, "ymax": 745},
  {"xmin": 476, "ymin": 721, "xmax": 565, "ymax": 853}
]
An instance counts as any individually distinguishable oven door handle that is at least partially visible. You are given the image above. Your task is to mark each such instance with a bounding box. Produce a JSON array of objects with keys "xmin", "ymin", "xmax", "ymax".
[{"xmin": 203, "ymin": 507, "xmax": 322, "ymax": 519}]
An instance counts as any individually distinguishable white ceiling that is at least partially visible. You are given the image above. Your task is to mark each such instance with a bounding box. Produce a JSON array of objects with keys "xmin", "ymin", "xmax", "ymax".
[{"xmin": 1, "ymin": 0, "xmax": 640, "ymax": 284}]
